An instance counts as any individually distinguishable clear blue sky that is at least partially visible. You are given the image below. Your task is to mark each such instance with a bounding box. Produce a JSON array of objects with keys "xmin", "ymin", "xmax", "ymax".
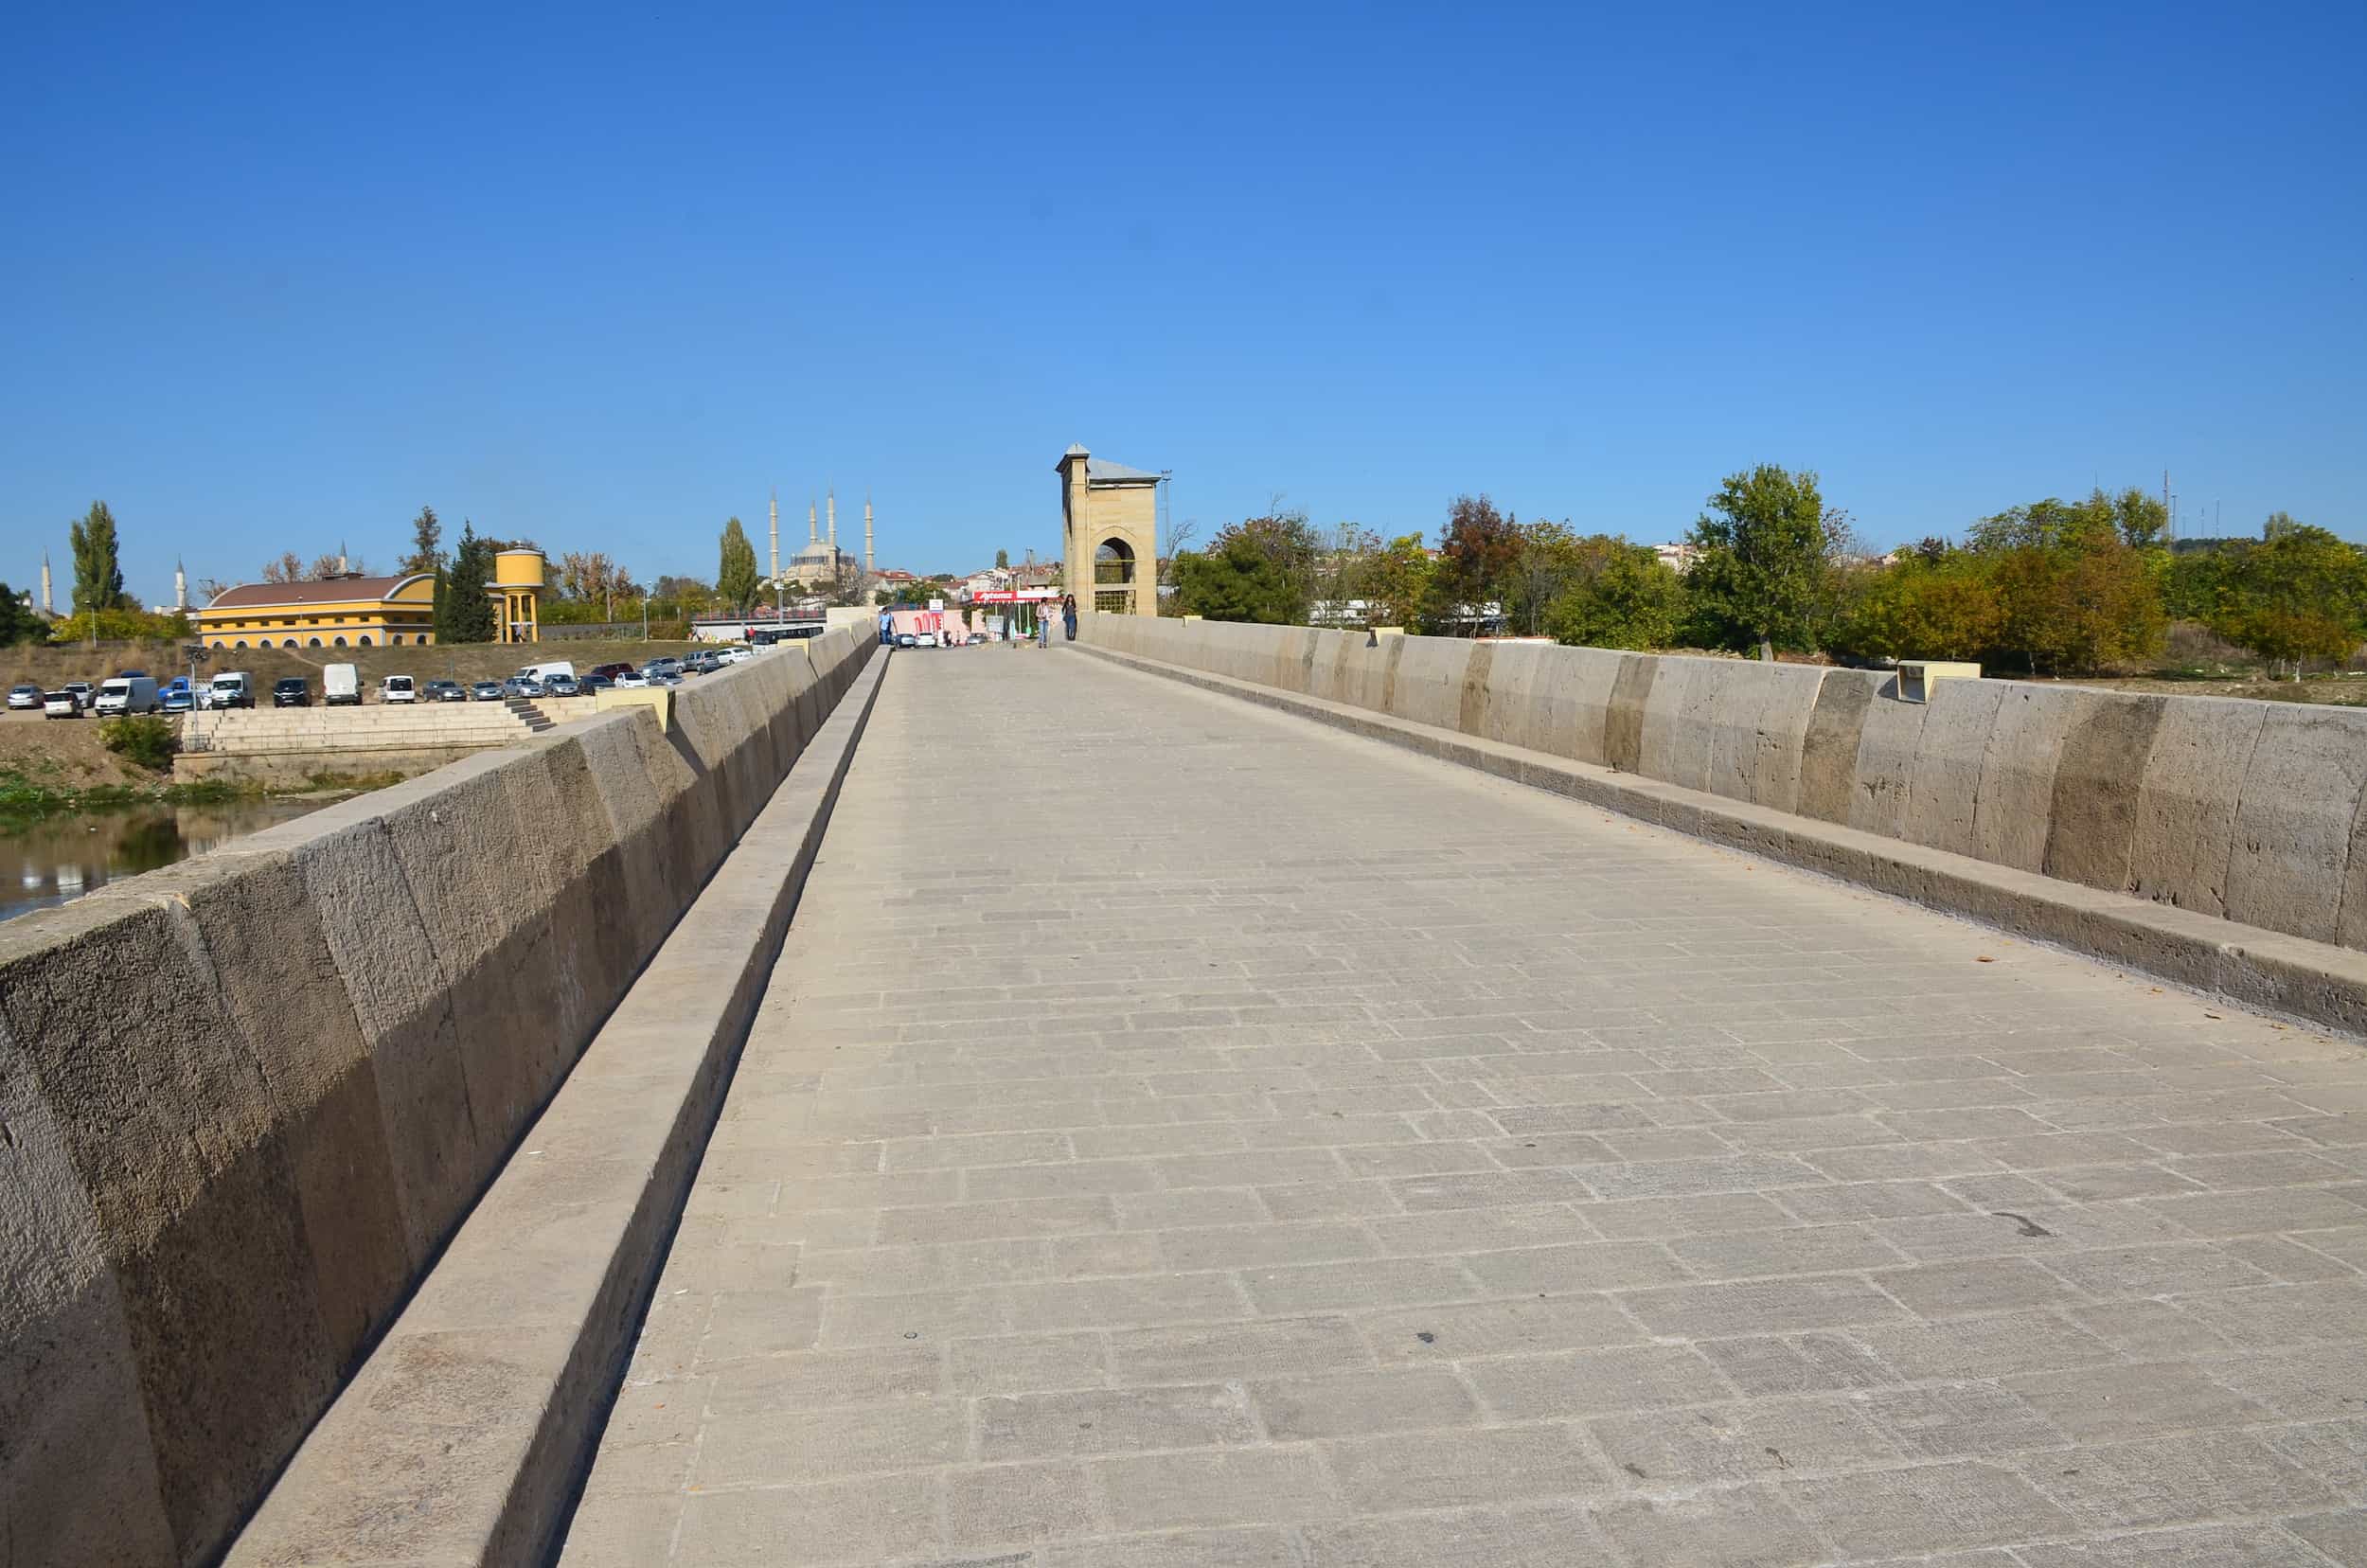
[{"xmin": 5, "ymin": 1, "xmax": 2362, "ymax": 605}]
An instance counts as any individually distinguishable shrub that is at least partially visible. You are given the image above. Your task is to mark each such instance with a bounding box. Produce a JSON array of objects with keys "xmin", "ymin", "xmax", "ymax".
[{"xmin": 99, "ymin": 713, "xmax": 180, "ymax": 773}]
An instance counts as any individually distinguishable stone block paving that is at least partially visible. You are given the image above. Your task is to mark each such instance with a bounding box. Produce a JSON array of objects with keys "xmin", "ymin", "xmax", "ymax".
[{"xmin": 561, "ymin": 649, "xmax": 2367, "ymax": 1566}]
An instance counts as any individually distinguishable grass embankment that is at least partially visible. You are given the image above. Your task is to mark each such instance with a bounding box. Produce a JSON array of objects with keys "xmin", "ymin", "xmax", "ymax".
[
  {"xmin": 0, "ymin": 767, "xmax": 241, "ymax": 823},
  {"xmin": 0, "ymin": 765, "xmax": 410, "ymax": 826}
]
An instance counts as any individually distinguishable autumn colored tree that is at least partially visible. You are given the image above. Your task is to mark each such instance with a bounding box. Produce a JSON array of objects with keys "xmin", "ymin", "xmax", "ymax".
[{"xmin": 1421, "ymin": 495, "xmax": 1521, "ymax": 634}]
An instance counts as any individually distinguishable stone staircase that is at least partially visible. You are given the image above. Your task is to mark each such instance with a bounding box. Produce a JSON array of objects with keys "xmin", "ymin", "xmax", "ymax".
[
  {"xmin": 182, "ymin": 703, "xmax": 543, "ymax": 757},
  {"xmin": 505, "ymin": 694, "xmax": 557, "ymax": 734}
]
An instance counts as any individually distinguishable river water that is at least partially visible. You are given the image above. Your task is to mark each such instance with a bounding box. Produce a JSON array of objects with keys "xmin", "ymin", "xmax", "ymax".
[{"xmin": 0, "ymin": 798, "xmax": 333, "ymax": 923}]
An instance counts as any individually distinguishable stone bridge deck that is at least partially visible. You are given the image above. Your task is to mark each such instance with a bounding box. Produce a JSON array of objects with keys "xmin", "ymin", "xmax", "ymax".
[{"xmin": 562, "ymin": 647, "xmax": 2367, "ymax": 1566}]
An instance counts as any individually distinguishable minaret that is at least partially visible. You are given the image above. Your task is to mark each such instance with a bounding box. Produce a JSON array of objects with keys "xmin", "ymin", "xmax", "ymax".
[
  {"xmin": 174, "ymin": 557, "xmax": 187, "ymax": 612},
  {"xmin": 41, "ymin": 551, "xmax": 53, "ymax": 615},
  {"xmin": 863, "ymin": 493, "xmax": 875, "ymax": 577},
  {"xmin": 808, "ymin": 498, "xmax": 818, "ymax": 545},
  {"xmin": 337, "ymin": 541, "xmax": 348, "ymax": 576},
  {"xmin": 827, "ymin": 490, "xmax": 837, "ymax": 553},
  {"xmin": 768, "ymin": 492, "xmax": 780, "ymax": 584}
]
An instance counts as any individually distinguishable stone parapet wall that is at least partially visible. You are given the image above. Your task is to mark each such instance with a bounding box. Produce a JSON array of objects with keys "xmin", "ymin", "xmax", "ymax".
[
  {"xmin": 0, "ymin": 631, "xmax": 875, "ymax": 1567},
  {"xmin": 1083, "ymin": 618, "xmax": 2367, "ymax": 953}
]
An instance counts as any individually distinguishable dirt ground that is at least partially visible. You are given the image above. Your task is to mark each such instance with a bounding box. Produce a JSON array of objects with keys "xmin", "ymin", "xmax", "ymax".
[
  {"xmin": 2035, "ymin": 670, "xmax": 2367, "ymax": 706},
  {"xmin": 0, "ymin": 709, "xmax": 156, "ymax": 787}
]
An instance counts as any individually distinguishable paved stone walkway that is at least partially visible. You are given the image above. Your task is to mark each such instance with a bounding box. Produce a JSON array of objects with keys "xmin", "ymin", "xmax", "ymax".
[{"xmin": 562, "ymin": 646, "xmax": 2367, "ymax": 1567}]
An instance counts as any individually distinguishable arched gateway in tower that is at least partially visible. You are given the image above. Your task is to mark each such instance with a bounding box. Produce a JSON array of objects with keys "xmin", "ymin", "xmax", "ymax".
[{"xmin": 1058, "ymin": 444, "xmax": 1160, "ymax": 616}]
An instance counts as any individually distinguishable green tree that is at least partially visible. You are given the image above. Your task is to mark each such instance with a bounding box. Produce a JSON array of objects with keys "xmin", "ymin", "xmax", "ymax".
[
  {"xmin": 2108, "ymin": 486, "xmax": 2170, "ymax": 548},
  {"xmin": 401, "ymin": 506, "xmax": 443, "ymax": 574},
  {"xmin": 70, "ymin": 500, "xmax": 129, "ymax": 615},
  {"xmin": 1544, "ymin": 540, "xmax": 1686, "ymax": 650},
  {"xmin": 1683, "ymin": 467, "xmax": 1844, "ymax": 660},
  {"xmin": 437, "ymin": 523, "xmax": 496, "ymax": 643},
  {"xmin": 1421, "ymin": 495, "xmax": 1520, "ymax": 634},
  {"xmin": 1174, "ymin": 512, "xmax": 1324, "ymax": 624},
  {"xmin": 2162, "ymin": 542, "xmax": 2246, "ymax": 622},
  {"xmin": 995, "ymin": 548, "xmax": 1010, "ymax": 569},
  {"xmin": 2206, "ymin": 522, "xmax": 2367, "ymax": 679},
  {"xmin": 1504, "ymin": 520, "xmax": 1592, "ymax": 637},
  {"xmin": 1831, "ymin": 551, "xmax": 2005, "ymax": 663},
  {"xmin": 1965, "ymin": 490, "xmax": 2166, "ymax": 673},
  {"xmin": 0, "ymin": 580, "xmax": 24, "ymax": 645},
  {"xmin": 717, "ymin": 517, "xmax": 760, "ymax": 613},
  {"xmin": 1363, "ymin": 535, "xmax": 1435, "ymax": 630}
]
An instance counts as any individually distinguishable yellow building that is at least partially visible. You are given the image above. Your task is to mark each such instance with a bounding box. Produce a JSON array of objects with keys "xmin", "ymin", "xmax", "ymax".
[
  {"xmin": 197, "ymin": 574, "xmax": 436, "ymax": 650},
  {"xmin": 490, "ymin": 548, "xmax": 545, "ymax": 644},
  {"xmin": 1058, "ymin": 444, "xmax": 1160, "ymax": 615}
]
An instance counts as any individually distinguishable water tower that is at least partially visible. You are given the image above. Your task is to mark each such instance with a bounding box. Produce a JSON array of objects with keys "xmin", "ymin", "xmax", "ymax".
[{"xmin": 491, "ymin": 548, "xmax": 546, "ymax": 644}]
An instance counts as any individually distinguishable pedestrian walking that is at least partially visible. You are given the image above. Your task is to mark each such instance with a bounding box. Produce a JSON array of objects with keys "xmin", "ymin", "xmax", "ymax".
[
  {"xmin": 877, "ymin": 609, "xmax": 894, "ymax": 648},
  {"xmin": 1036, "ymin": 607, "xmax": 1051, "ymax": 649},
  {"xmin": 1061, "ymin": 594, "xmax": 1078, "ymax": 642}
]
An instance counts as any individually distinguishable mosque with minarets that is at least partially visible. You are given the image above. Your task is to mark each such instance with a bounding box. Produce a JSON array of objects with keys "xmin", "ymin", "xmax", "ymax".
[{"xmin": 766, "ymin": 488, "xmax": 875, "ymax": 593}]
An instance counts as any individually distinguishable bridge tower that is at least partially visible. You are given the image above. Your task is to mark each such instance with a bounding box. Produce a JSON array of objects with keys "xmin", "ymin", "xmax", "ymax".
[{"xmin": 1058, "ymin": 444, "xmax": 1159, "ymax": 616}]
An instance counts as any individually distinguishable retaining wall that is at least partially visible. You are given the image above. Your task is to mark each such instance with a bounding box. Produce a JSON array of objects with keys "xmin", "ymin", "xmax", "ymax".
[
  {"xmin": 0, "ymin": 631, "xmax": 875, "ymax": 1568},
  {"xmin": 1085, "ymin": 617, "xmax": 2367, "ymax": 953}
]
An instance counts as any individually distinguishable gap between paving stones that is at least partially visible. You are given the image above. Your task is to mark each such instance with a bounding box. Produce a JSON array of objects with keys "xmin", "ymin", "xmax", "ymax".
[
  {"xmin": 224, "ymin": 650, "xmax": 892, "ymax": 1568},
  {"xmin": 1076, "ymin": 642, "xmax": 2367, "ymax": 1042}
]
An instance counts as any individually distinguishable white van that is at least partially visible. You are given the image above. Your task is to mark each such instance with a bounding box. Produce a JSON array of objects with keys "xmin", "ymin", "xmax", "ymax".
[
  {"xmin": 94, "ymin": 675, "xmax": 161, "ymax": 715},
  {"xmin": 323, "ymin": 663, "xmax": 361, "ymax": 706},
  {"xmin": 516, "ymin": 660, "xmax": 576, "ymax": 684},
  {"xmin": 207, "ymin": 671, "xmax": 255, "ymax": 710},
  {"xmin": 381, "ymin": 675, "xmax": 418, "ymax": 704}
]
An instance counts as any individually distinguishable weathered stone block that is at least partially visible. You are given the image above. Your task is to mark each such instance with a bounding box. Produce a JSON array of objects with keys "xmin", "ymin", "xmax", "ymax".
[
  {"xmin": 2042, "ymin": 691, "xmax": 2166, "ymax": 894},
  {"xmin": 2225, "ymin": 705, "xmax": 2367, "ymax": 942},
  {"xmin": 1903, "ymin": 678, "xmax": 2006, "ymax": 857},
  {"xmin": 1973, "ymin": 682, "xmax": 2102, "ymax": 872}
]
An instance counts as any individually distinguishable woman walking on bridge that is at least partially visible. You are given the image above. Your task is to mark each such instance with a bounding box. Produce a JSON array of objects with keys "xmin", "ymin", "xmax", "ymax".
[{"xmin": 1061, "ymin": 594, "xmax": 1078, "ymax": 642}]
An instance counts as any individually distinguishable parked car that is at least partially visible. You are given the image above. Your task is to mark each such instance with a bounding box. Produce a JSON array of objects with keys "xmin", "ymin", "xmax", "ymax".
[
  {"xmin": 8, "ymin": 683, "xmax": 42, "ymax": 710},
  {"xmin": 324, "ymin": 663, "xmax": 361, "ymax": 706},
  {"xmin": 62, "ymin": 681, "xmax": 97, "ymax": 712},
  {"xmin": 895, "ymin": 633, "xmax": 917, "ymax": 649},
  {"xmin": 43, "ymin": 690, "xmax": 80, "ymax": 719},
  {"xmin": 966, "ymin": 633, "xmax": 988, "ymax": 646},
  {"xmin": 427, "ymin": 679, "xmax": 468, "ymax": 703},
  {"xmin": 381, "ymin": 675, "xmax": 418, "ymax": 704},
  {"xmin": 716, "ymin": 647, "xmax": 754, "ymax": 666},
  {"xmin": 643, "ymin": 656, "xmax": 684, "ymax": 679},
  {"xmin": 205, "ymin": 672, "xmax": 253, "ymax": 709},
  {"xmin": 542, "ymin": 673, "xmax": 581, "ymax": 697},
  {"xmin": 613, "ymin": 668, "xmax": 649, "ymax": 688},
  {"xmin": 643, "ymin": 671, "xmax": 683, "ymax": 688},
  {"xmin": 502, "ymin": 675, "xmax": 543, "ymax": 699},
  {"xmin": 684, "ymin": 652, "xmax": 721, "ymax": 675},
  {"xmin": 580, "ymin": 674, "xmax": 614, "ymax": 695},
  {"xmin": 95, "ymin": 675, "xmax": 163, "ymax": 716},
  {"xmin": 587, "ymin": 662, "xmax": 635, "ymax": 682},
  {"xmin": 470, "ymin": 681, "xmax": 504, "ymax": 702},
  {"xmin": 163, "ymin": 685, "xmax": 195, "ymax": 713},
  {"xmin": 272, "ymin": 677, "xmax": 311, "ymax": 707}
]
